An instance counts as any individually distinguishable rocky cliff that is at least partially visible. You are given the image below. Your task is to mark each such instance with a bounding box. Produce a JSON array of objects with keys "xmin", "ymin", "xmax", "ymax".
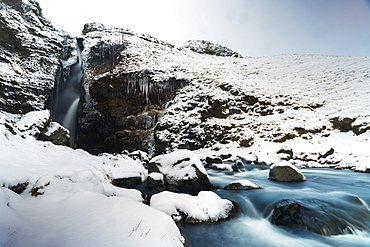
[
  {"xmin": 77, "ymin": 23, "xmax": 189, "ymax": 154},
  {"xmin": 0, "ymin": 0, "xmax": 69, "ymax": 114}
]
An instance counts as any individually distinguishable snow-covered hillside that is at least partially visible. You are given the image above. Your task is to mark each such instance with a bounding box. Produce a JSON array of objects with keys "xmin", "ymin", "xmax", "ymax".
[{"xmin": 80, "ymin": 22, "xmax": 370, "ymax": 171}]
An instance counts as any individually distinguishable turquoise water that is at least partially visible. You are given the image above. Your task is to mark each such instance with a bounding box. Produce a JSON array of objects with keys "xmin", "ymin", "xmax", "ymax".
[{"xmin": 179, "ymin": 168, "xmax": 370, "ymax": 247}]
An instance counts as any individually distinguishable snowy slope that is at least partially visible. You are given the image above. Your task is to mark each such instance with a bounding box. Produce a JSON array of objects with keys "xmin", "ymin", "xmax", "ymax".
[
  {"xmin": 0, "ymin": 112, "xmax": 184, "ymax": 247},
  {"xmin": 80, "ymin": 23, "xmax": 370, "ymax": 171}
]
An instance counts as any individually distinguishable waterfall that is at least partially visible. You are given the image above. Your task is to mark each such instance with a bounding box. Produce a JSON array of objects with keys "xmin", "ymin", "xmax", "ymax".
[{"xmin": 46, "ymin": 38, "xmax": 84, "ymax": 147}]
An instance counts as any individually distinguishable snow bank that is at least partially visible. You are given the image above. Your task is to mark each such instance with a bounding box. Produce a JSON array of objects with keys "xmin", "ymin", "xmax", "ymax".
[
  {"xmin": 0, "ymin": 112, "xmax": 184, "ymax": 247},
  {"xmin": 150, "ymin": 191, "xmax": 234, "ymax": 223}
]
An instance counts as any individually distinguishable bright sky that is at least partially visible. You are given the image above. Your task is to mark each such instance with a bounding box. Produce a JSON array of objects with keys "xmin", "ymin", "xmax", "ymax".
[{"xmin": 37, "ymin": 0, "xmax": 370, "ymax": 57}]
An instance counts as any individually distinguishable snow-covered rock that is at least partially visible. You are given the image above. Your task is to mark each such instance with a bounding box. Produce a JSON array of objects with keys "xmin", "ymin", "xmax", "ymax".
[
  {"xmin": 179, "ymin": 40, "xmax": 243, "ymax": 58},
  {"xmin": 148, "ymin": 150, "xmax": 212, "ymax": 194},
  {"xmin": 99, "ymin": 153, "xmax": 148, "ymax": 188},
  {"xmin": 150, "ymin": 191, "xmax": 234, "ymax": 223},
  {"xmin": 224, "ymin": 179, "xmax": 261, "ymax": 190},
  {"xmin": 269, "ymin": 161, "xmax": 306, "ymax": 182},
  {"xmin": 15, "ymin": 109, "xmax": 51, "ymax": 137},
  {"xmin": 40, "ymin": 121, "xmax": 70, "ymax": 146}
]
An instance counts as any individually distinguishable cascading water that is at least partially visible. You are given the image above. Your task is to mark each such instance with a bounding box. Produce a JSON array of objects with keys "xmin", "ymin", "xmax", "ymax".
[
  {"xmin": 47, "ymin": 38, "xmax": 84, "ymax": 147},
  {"xmin": 178, "ymin": 168, "xmax": 370, "ymax": 247}
]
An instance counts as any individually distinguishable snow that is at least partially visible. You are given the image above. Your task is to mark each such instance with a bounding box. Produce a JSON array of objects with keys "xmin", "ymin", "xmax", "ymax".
[
  {"xmin": 150, "ymin": 191, "xmax": 233, "ymax": 222},
  {"xmin": 229, "ymin": 180, "xmax": 260, "ymax": 189},
  {"xmin": 0, "ymin": 112, "xmax": 183, "ymax": 247},
  {"xmin": 149, "ymin": 172, "xmax": 164, "ymax": 182},
  {"xmin": 16, "ymin": 109, "xmax": 50, "ymax": 135},
  {"xmin": 150, "ymin": 149, "xmax": 208, "ymax": 180}
]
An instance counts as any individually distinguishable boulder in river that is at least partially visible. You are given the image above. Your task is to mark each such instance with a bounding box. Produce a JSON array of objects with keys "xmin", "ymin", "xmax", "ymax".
[
  {"xmin": 148, "ymin": 149, "xmax": 212, "ymax": 194},
  {"xmin": 269, "ymin": 161, "xmax": 306, "ymax": 182},
  {"xmin": 150, "ymin": 191, "xmax": 234, "ymax": 223},
  {"xmin": 271, "ymin": 198, "xmax": 370, "ymax": 236},
  {"xmin": 224, "ymin": 180, "xmax": 261, "ymax": 190}
]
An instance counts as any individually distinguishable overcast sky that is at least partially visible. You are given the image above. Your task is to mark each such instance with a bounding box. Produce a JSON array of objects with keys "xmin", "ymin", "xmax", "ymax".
[{"xmin": 37, "ymin": 0, "xmax": 370, "ymax": 57}]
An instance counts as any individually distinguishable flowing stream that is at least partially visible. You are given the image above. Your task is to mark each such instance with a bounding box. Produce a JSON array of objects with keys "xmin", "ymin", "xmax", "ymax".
[
  {"xmin": 47, "ymin": 39, "xmax": 84, "ymax": 146},
  {"xmin": 179, "ymin": 167, "xmax": 370, "ymax": 247}
]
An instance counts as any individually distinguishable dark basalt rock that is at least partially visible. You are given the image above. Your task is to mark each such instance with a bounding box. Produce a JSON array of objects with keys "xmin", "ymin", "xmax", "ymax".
[
  {"xmin": 78, "ymin": 68, "xmax": 188, "ymax": 154},
  {"xmin": 271, "ymin": 198, "xmax": 370, "ymax": 236},
  {"xmin": 111, "ymin": 176, "xmax": 142, "ymax": 188},
  {"xmin": 7, "ymin": 182, "xmax": 29, "ymax": 194},
  {"xmin": 269, "ymin": 161, "xmax": 306, "ymax": 182},
  {"xmin": 147, "ymin": 172, "xmax": 165, "ymax": 192},
  {"xmin": 224, "ymin": 180, "xmax": 260, "ymax": 190}
]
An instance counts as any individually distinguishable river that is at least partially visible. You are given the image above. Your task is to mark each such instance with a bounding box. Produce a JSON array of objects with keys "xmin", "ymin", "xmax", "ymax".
[{"xmin": 179, "ymin": 167, "xmax": 370, "ymax": 247}]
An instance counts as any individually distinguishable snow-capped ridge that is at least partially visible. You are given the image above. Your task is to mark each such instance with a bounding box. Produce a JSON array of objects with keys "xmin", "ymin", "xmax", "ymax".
[
  {"xmin": 82, "ymin": 22, "xmax": 174, "ymax": 48},
  {"xmin": 179, "ymin": 39, "xmax": 243, "ymax": 58}
]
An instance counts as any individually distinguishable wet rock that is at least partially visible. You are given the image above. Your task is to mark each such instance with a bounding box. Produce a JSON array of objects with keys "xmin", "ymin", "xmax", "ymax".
[
  {"xmin": 205, "ymin": 156, "xmax": 223, "ymax": 165},
  {"xmin": 147, "ymin": 172, "xmax": 165, "ymax": 192},
  {"xmin": 224, "ymin": 180, "xmax": 260, "ymax": 190},
  {"xmin": 111, "ymin": 176, "xmax": 142, "ymax": 188},
  {"xmin": 148, "ymin": 150, "xmax": 212, "ymax": 194},
  {"xmin": 269, "ymin": 161, "xmax": 306, "ymax": 182},
  {"xmin": 271, "ymin": 198, "xmax": 370, "ymax": 236}
]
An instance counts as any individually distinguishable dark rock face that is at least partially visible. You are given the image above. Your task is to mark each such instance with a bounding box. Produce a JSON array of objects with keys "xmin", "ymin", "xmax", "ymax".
[
  {"xmin": 0, "ymin": 0, "xmax": 64, "ymax": 114},
  {"xmin": 147, "ymin": 172, "xmax": 165, "ymax": 192},
  {"xmin": 148, "ymin": 150, "xmax": 212, "ymax": 195},
  {"xmin": 78, "ymin": 69, "xmax": 187, "ymax": 154},
  {"xmin": 111, "ymin": 176, "xmax": 142, "ymax": 188},
  {"xmin": 271, "ymin": 198, "xmax": 370, "ymax": 236}
]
